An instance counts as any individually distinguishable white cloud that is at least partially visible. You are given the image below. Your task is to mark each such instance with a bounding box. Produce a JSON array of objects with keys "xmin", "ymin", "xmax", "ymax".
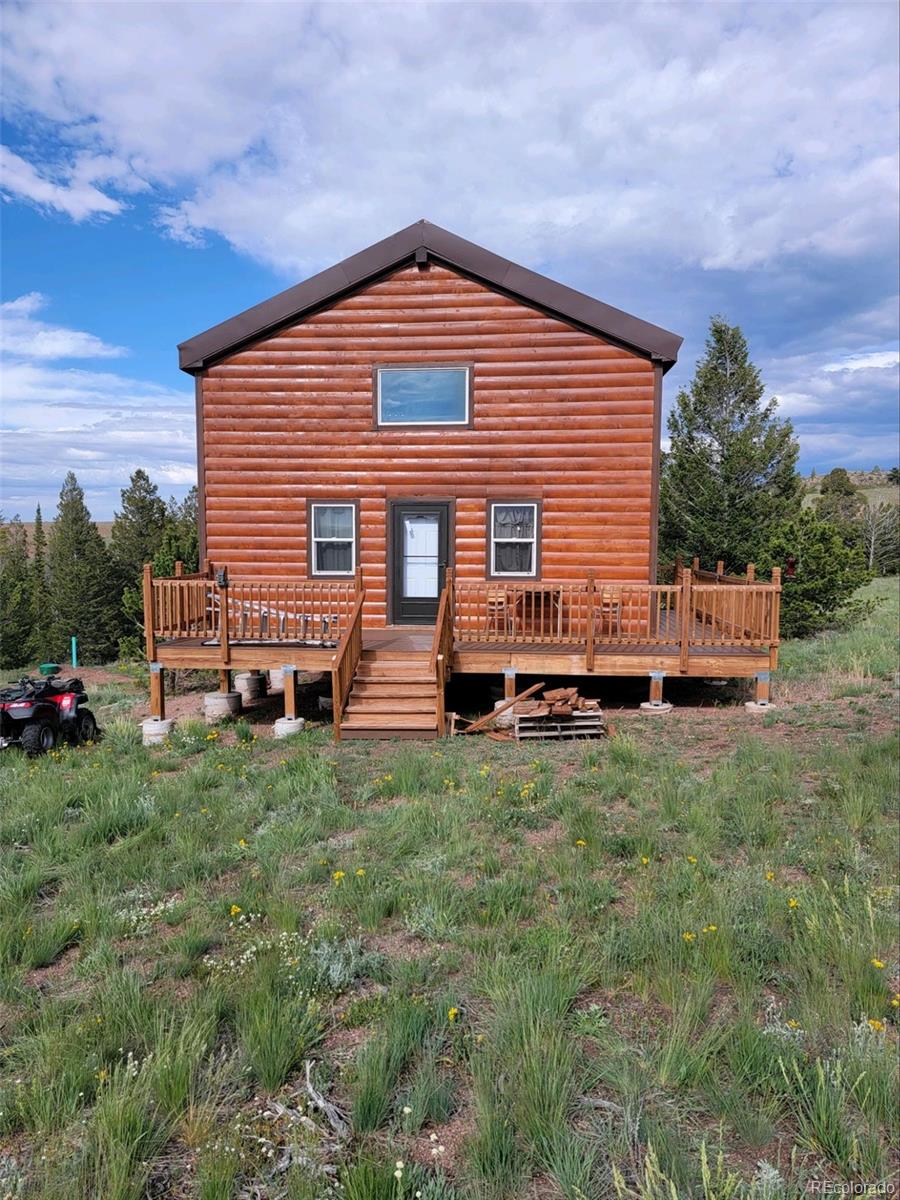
[
  {"xmin": 822, "ymin": 350, "xmax": 900, "ymax": 373},
  {"xmin": 0, "ymin": 305, "xmax": 194, "ymax": 518},
  {"xmin": 0, "ymin": 2, "xmax": 897, "ymax": 275},
  {"xmin": 1, "ymin": 293, "xmax": 127, "ymax": 360},
  {"xmin": 0, "ymin": 144, "xmax": 123, "ymax": 220}
]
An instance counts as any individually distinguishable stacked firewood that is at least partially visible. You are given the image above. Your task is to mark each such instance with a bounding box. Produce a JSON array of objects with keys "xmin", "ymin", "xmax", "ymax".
[{"xmin": 515, "ymin": 686, "xmax": 602, "ymax": 718}]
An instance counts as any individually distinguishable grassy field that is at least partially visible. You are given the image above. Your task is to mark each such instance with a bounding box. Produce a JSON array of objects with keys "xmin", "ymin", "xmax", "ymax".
[{"xmin": 0, "ymin": 584, "xmax": 897, "ymax": 1199}]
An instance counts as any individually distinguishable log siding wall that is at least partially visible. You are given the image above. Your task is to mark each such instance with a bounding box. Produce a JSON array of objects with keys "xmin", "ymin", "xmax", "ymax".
[{"xmin": 200, "ymin": 263, "xmax": 658, "ymax": 627}]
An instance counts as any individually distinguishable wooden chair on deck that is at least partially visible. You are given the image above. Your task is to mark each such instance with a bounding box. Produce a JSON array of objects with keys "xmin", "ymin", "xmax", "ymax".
[
  {"xmin": 598, "ymin": 592, "xmax": 622, "ymax": 636},
  {"xmin": 485, "ymin": 588, "xmax": 515, "ymax": 638}
]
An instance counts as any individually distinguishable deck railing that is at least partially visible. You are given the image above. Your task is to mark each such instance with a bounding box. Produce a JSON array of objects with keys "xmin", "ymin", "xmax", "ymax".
[
  {"xmin": 144, "ymin": 562, "xmax": 359, "ymax": 662},
  {"xmin": 430, "ymin": 569, "xmax": 455, "ymax": 736},
  {"xmin": 453, "ymin": 563, "xmax": 781, "ymax": 664},
  {"xmin": 331, "ymin": 582, "xmax": 366, "ymax": 740}
]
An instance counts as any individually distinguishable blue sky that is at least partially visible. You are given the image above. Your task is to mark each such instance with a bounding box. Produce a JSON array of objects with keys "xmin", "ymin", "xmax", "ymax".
[{"xmin": 1, "ymin": 0, "xmax": 898, "ymax": 520}]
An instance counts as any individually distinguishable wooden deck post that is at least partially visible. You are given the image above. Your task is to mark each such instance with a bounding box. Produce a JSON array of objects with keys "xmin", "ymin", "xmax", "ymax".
[
  {"xmin": 503, "ymin": 666, "xmax": 517, "ymax": 699},
  {"xmin": 769, "ymin": 566, "xmax": 781, "ymax": 670},
  {"xmin": 585, "ymin": 570, "xmax": 595, "ymax": 672},
  {"xmin": 746, "ymin": 562, "xmax": 756, "ymax": 582},
  {"xmin": 679, "ymin": 567, "xmax": 692, "ymax": 673},
  {"xmin": 174, "ymin": 560, "xmax": 184, "ymax": 577},
  {"xmin": 218, "ymin": 577, "xmax": 230, "ymax": 666},
  {"xmin": 283, "ymin": 666, "xmax": 298, "ymax": 720},
  {"xmin": 691, "ymin": 556, "xmax": 700, "ymax": 573},
  {"xmin": 715, "ymin": 559, "xmax": 724, "ymax": 577},
  {"xmin": 435, "ymin": 654, "xmax": 446, "ymax": 735},
  {"xmin": 149, "ymin": 662, "xmax": 165, "ymax": 720},
  {"xmin": 649, "ymin": 672, "xmax": 664, "ymax": 704},
  {"xmin": 754, "ymin": 672, "xmax": 771, "ymax": 705},
  {"xmin": 143, "ymin": 563, "xmax": 156, "ymax": 661},
  {"xmin": 218, "ymin": 670, "xmax": 232, "ymax": 693}
]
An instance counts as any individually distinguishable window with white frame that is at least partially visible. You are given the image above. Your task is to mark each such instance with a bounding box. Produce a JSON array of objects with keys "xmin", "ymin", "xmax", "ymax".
[
  {"xmin": 376, "ymin": 366, "xmax": 470, "ymax": 425},
  {"xmin": 310, "ymin": 503, "xmax": 356, "ymax": 576},
  {"xmin": 490, "ymin": 502, "xmax": 538, "ymax": 576}
]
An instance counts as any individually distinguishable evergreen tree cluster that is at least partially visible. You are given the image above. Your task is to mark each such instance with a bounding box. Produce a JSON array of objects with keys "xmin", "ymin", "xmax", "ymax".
[
  {"xmin": 660, "ymin": 317, "xmax": 880, "ymax": 637},
  {"xmin": 0, "ymin": 472, "xmax": 198, "ymax": 670}
]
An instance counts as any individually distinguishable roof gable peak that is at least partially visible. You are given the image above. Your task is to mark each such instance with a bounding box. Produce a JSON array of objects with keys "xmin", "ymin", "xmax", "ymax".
[{"xmin": 178, "ymin": 220, "xmax": 682, "ymax": 372}]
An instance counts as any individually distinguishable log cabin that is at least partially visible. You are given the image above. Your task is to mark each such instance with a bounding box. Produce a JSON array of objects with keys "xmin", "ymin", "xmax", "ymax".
[{"xmin": 143, "ymin": 220, "xmax": 781, "ymax": 738}]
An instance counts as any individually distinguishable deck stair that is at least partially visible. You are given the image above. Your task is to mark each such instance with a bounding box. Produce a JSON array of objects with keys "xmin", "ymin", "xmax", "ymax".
[{"xmin": 339, "ymin": 647, "xmax": 440, "ymax": 739}]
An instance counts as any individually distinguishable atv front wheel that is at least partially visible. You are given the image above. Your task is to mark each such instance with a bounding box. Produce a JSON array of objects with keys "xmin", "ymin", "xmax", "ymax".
[
  {"xmin": 21, "ymin": 719, "xmax": 57, "ymax": 757},
  {"xmin": 76, "ymin": 709, "xmax": 99, "ymax": 744}
]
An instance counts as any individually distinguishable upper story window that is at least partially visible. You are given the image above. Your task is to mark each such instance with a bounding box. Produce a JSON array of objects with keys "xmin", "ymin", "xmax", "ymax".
[
  {"xmin": 490, "ymin": 502, "xmax": 539, "ymax": 577},
  {"xmin": 376, "ymin": 366, "xmax": 470, "ymax": 426},
  {"xmin": 310, "ymin": 502, "xmax": 356, "ymax": 576}
]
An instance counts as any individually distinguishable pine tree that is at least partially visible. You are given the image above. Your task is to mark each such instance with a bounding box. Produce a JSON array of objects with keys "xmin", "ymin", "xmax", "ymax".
[
  {"xmin": 659, "ymin": 316, "xmax": 800, "ymax": 573},
  {"xmin": 0, "ymin": 514, "xmax": 35, "ymax": 669},
  {"xmin": 27, "ymin": 504, "xmax": 52, "ymax": 660},
  {"xmin": 758, "ymin": 509, "xmax": 869, "ymax": 637},
  {"xmin": 47, "ymin": 473, "xmax": 120, "ymax": 664},
  {"xmin": 110, "ymin": 469, "xmax": 168, "ymax": 581},
  {"xmin": 152, "ymin": 488, "xmax": 200, "ymax": 576}
]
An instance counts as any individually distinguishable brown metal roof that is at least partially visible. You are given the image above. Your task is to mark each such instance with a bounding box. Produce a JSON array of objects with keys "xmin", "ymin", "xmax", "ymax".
[{"xmin": 178, "ymin": 219, "xmax": 683, "ymax": 372}]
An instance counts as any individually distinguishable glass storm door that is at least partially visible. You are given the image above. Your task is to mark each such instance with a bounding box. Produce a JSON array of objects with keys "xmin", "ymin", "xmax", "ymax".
[{"xmin": 390, "ymin": 502, "xmax": 450, "ymax": 624}]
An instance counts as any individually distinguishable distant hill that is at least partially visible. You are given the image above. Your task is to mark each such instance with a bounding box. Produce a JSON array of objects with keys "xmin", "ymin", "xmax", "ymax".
[
  {"xmin": 20, "ymin": 521, "xmax": 114, "ymax": 553},
  {"xmin": 803, "ymin": 467, "xmax": 899, "ymax": 509}
]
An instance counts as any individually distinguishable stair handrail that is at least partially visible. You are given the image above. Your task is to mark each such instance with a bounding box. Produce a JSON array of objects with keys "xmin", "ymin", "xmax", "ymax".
[
  {"xmin": 331, "ymin": 584, "xmax": 366, "ymax": 741},
  {"xmin": 429, "ymin": 567, "xmax": 454, "ymax": 681}
]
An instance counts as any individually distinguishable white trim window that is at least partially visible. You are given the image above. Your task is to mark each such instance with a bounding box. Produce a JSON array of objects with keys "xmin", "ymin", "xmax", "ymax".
[
  {"xmin": 310, "ymin": 503, "xmax": 356, "ymax": 576},
  {"xmin": 376, "ymin": 365, "xmax": 470, "ymax": 425},
  {"xmin": 490, "ymin": 502, "xmax": 538, "ymax": 576}
]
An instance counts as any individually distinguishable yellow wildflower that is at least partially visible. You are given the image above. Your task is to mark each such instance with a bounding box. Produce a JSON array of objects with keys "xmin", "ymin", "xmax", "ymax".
[
  {"xmin": 687, "ymin": 855, "xmax": 698, "ymax": 864},
  {"xmin": 238, "ymin": 838, "xmax": 248, "ymax": 848},
  {"xmin": 868, "ymin": 1018, "xmax": 885, "ymax": 1033},
  {"xmin": 575, "ymin": 838, "xmax": 587, "ymax": 847},
  {"xmin": 788, "ymin": 897, "xmax": 799, "ymax": 909},
  {"xmin": 871, "ymin": 958, "xmax": 885, "ymax": 970},
  {"xmin": 765, "ymin": 870, "xmax": 775, "ymax": 882},
  {"xmin": 682, "ymin": 931, "xmax": 696, "ymax": 943},
  {"xmin": 786, "ymin": 1019, "xmax": 800, "ymax": 1030},
  {"xmin": 640, "ymin": 855, "xmax": 650, "ymax": 865},
  {"xmin": 230, "ymin": 904, "xmax": 242, "ymax": 917},
  {"xmin": 448, "ymin": 1006, "xmax": 460, "ymax": 1023},
  {"xmin": 332, "ymin": 870, "xmax": 345, "ymax": 883},
  {"xmin": 355, "ymin": 868, "xmax": 366, "ymax": 877},
  {"xmin": 702, "ymin": 924, "xmax": 717, "ymax": 934}
]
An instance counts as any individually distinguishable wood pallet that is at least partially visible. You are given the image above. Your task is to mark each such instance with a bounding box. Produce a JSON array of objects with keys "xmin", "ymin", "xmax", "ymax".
[
  {"xmin": 514, "ymin": 710, "xmax": 605, "ymax": 740},
  {"xmin": 512, "ymin": 686, "xmax": 606, "ymax": 740}
]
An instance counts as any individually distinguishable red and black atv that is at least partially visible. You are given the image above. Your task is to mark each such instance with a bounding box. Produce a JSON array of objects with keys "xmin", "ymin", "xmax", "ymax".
[{"xmin": 0, "ymin": 676, "xmax": 100, "ymax": 756}]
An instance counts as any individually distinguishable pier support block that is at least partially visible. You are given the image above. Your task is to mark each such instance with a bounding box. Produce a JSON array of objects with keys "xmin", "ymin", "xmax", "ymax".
[
  {"xmin": 235, "ymin": 671, "xmax": 267, "ymax": 701},
  {"xmin": 745, "ymin": 672, "xmax": 773, "ymax": 713},
  {"xmin": 204, "ymin": 691, "xmax": 242, "ymax": 724},
  {"xmin": 640, "ymin": 670, "xmax": 672, "ymax": 715},
  {"xmin": 142, "ymin": 717, "xmax": 176, "ymax": 746},
  {"xmin": 274, "ymin": 716, "xmax": 305, "ymax": 739}
]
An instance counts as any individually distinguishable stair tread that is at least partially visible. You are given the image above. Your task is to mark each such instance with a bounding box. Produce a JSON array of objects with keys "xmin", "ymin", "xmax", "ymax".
[
  {"xmin": 341, "ymin": 714, "xmax": 438, "ymax": 728},
  {"xmin": 352, "ymin": 683, "xmax": 437, "ymax": 697},
  {"xmin": 355, "ymin": 672, "xmax": 435, "ymax": 683},
  {"xmin": 347, "ymin": 699, "xmax": 437, "ymax": 713}
]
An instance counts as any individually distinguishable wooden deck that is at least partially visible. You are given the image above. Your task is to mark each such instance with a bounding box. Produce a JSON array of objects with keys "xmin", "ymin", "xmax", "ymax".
[{"xmin": 143, "ymin": 561, "xmax": 781, "ymax": 732}]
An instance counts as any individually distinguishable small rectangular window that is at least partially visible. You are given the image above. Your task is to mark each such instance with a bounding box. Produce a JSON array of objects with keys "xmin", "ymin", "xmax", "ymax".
[
  {"xmin": 376, "ymin": 366, "xmax": 469, "ymax": 425},
  {"xmin": 310, "ymin": 503, "xmax": 355, "ymax": 576},
  {"xmin": 490, "ymin": 502, "xmax": 538, "ymax": 577}
]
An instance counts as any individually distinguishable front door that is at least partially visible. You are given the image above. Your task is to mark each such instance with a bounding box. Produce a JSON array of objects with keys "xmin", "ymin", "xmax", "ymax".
[{"xmin": 390, "ymin": 501, "xmax": 450, "ymax": 624}]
